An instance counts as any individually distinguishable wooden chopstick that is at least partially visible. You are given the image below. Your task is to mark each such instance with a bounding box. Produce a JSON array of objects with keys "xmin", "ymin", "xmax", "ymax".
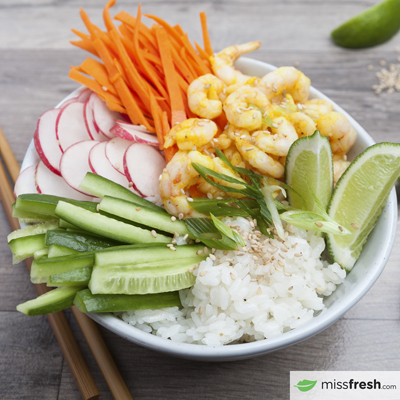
[{"xmin": 0, "ymin": 126, "xmax": 134, "ymax": 400}]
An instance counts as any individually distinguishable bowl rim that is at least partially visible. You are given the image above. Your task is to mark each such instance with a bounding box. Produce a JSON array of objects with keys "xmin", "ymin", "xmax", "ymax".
[{"xmin": 21, "ymin": 57, "xmax": 398, "ymax": 361}]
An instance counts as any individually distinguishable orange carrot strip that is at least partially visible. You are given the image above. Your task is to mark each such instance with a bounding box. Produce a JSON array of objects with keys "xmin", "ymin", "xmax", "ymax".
[
  {"xmin": 156, "ymin": 27, "xmax": 186, "ymax": 126},
  {"xmin": 162, "ymin": 112, "xmax": 178, "ymax": 162},
  {"xmin": 118, "ymin": 23, "xmax": 133, "ymax": 41},
  {"xmin": 109, "ymin": 29, "xmax": 153, "ymax": 112},
  {"xmin": 200, "ymin": 12, "xmax": 213, "ymax": 56},
  {"xmin": 195, "ymin": 41, "xmax": 211, "ymax": 66},
  {"xmin": 150, "ymin": 93, "xmax": 164, "ymax": 150},
  {"xmin": 173, "ymin": 24, "xmax": 185, "ymax": 36},
  {"xmin": 79, "ymin": 8, "xmax": 98, "ymax": 38},
  {"xmin": 70, "ymin": 40, "xmax": 97, "ymax": 56},
  {"xmin": 144, "ymin": 14, "xmax": 185, "ymax": 46},
  {"xmin": 180, "ymin": 47, "xmax": 199, "ymax": 78},
  {"xmin": 71, "ymin": 29, "xmax": 91, "ymax": 41},
  {"xmin": 115, "ymin": 11, "xmax": 155, "ymax": 43},
  {"xmin": 69, "ymin": 68, "xmax": 123, "ymax": 106},
  {"xmin": 133, "ymin": 6, "xmax": 169, "ymax": 99},
  {"xmin": 106, "ymin": 100, "xmax": 127, "ymax": 114},
  {"xmin": 103, "ymin": 0, "xmax": 117, "ymax": 32},
  {"xmin": 177, "ymin": 74, "xmax": 189, "ymax": 93},
  {"xmin": 169, "ymin": 44, "xmax": 195, "ymax": 83},
  {"xmin": 77, "ymin": 58, "xmax": 119, "ymax": 96},
  {"xmin": 181, "ymin": 88, "xmax": 197, "ymax": 119},
  {"xmin": 181, "ymin": 34, "xmax": 211, "ymax": 75},
  {"xmin": 92, "ymin": 37, "xmax": 154, "ymax": 131}
]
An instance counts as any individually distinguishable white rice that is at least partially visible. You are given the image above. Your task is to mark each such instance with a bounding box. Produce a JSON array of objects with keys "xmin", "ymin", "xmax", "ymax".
[{"xmin": 118, "ymin": 217, "xmax": 346, "ymax": 346}]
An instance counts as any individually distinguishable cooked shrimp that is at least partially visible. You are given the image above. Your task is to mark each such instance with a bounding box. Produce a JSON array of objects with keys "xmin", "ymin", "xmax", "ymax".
[
  {"xmin": 187, "ymin": 74, "xmax": 227, "ymax": 120},
  {"xmin": 229, "ymin": 129, "xmax": 284, "ymax": 178},
  {"xmin": 316, "ymin": 112, "xmax": 357, "ymax": 155},
  {"xmin": 210, "ymin": 42, "xmax": 261, "ymax": 86},
  {"xmin": 259, "ymin": 67, "xmax": 311, "ymax": 103},
  {"xmin": 254, "ymin": 117, "xmax": 298, "ymax": 156},
  {"xmin": 333, "ymin": 158, "xmax": 350, "ymax": 184},
  {"xmin": 164, "ymin": 118, "xmax": 218, "ymax": 151},
  {"xmin": 303, "ymin": 99, "xmax": 333, "ymax": 120},
  {"xmin": 223, "ymin": 85, "xmax": 270, "ymax": 131},
  {"xmin": 286, "ymin": 112, "xmax": 317, "ymax": 137},
  {"xmin": 159, "ymin": 150, "xmax": 214, "ymax": 218},
  {"xmin": 223, "ymin": 144, "xmax": 245, "ymax": 168}
]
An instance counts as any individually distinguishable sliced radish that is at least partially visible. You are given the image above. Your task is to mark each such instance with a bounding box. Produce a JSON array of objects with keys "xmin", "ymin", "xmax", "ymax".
[
  {"xmin": 77, "ymin": 88, "xmax": 91, "ymax": 103},
  {"xmin": 34, "ymin": 109, "xmax": 62, "ymax": 176},
  {"xmin": 59, "ymin": 97, "xmax": 78, "ymax": 108},
  {"xmin": 92, "ymin": 94, "xmax": 121, "ymax": 138},
  {"xmin": 105, "ymin": 137, "xmax": 132, "ymax": 175},
  {"xmin": 56, "ymin": 102, "xmax": 92, "ymax": 152},
  {"xmin": 110, "ymin": 123, "xmax": 159, "ymax": 146},
  {"xmin": 14, "ymin": 165, "xmax": 38, "ymax": 198},
  {"xmin": 36, "ymin": 161, "xmax": 93, "ymax": 200},
  {"xmin": 60, "ymin": 140, "xmax": 99, "ymax": 195},
  {"xmin": 114, "ymin": 119, "xmax": 153, "ymax": 134},
  {"xmin": 124, "ymin": 143, "xmax": 166, "ymax": 197},
  {"xmin": 84, "ymin": 94, "xmax": 109, "ymax": 141},
  {"xmin": 89, "ymin": 142, "xmax": 135, "ymax": 190}
]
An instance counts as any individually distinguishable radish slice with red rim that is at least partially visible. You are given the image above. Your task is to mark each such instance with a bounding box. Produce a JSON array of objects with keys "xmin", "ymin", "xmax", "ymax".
[
  {"xmin": 60, "ymin": 140, "xmax": 99, "ymax": 196},
  {"xmin": 56, "ymin": 102, "xmax": 92, "ymax": 152},
  {"xmin": 77, "ymin": 88, "xmax": 91, "ymax": 103},
  {"xmin": 110, "ymin": 123, "xmax": 159, "ymax": 146},
  {"xmin": 36, "ymin": 160, "xmax": 93, "ymax": 200},
  {"xmin": 114, "ymin": 120, "xmax": 154, "ymax": 134},
  {"xmin": 91, "ymin": 94, "xmax": 121, "ymax": 139},
  {"xmin": 59, "ymin": 97, "xmax": 78, "ymax": 108},
  {"xmin": 105, "ymin": 137, "xmax": 132, "ymax": 175},
  {"xmin": 84, "ymin": 94, "xmax": 109, "ymax": 141},
  {"xmin": 89, "ymin": 142, "xmax": 136, "ymax": 191},
  {"xmin": 124, "ymin": 143, "xmax": 166, "ymax": 197},
  {"xmin": 14, "ymin": 165, "xmax": 38, "ymax": 197},
  {"xmin": 34, "ymin": 109, "xmax": 62, "ymax": 176}
]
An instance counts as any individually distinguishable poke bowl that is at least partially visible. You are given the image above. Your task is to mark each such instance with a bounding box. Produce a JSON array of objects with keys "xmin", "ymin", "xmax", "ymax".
[{"xmin": 20, "ymin": 57, "xmax": 397, "ymax": 362}]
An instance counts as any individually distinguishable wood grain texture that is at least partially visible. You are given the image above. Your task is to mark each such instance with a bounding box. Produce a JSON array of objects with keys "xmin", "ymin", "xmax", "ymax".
[{"xmin": 1, "ymin": 0, "xmax": 400, "ymax": 399}]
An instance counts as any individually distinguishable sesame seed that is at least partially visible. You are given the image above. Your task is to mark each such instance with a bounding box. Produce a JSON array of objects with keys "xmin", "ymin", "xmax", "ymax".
[
  {"xmin": 136, "ymin": 207, "xmax": 141, "ymax": 211},
  {"xmin": 96, "ymin": 203, "xmax": 100, "ymax": 212},
  {"xmin": 237, "ymin": 252, "xmax": 245, "ymax": 256},
  {"xmin": 252, "ymin": 255, "xmax": 258, "ymax": 261},
  {"xmin": 187, "ymin": 197, "xmax": 194, "ymax": 202},
  {"xmin": 199, "ymin": 271, "xmax": 207, "ymax": 277},
  {"xmin": 204, "ymin": 247, "xmax": 208, "ymax": 254},
  {"xmin": 172, "ymin": 239, "xmax": 177, "ymax": 244},
  {"xmin": 351, "ymin": 222, "xmax": 359, "ymax": 229},
  {"xmin": 102, "ymin": 86, "xmax": 108, "ymax": 91},
  {"xmin": 199, "ymin": 306, "xmax": 203, "ymax": 315},
  {"xmin": 288, "ymin": 224, "xmax": 293, "ymax": 232},
  {"xmin": 196, "ymin": 250, "xmax": 203, "ymax": 255},
  {"xmin": 257, "ymin": 276, "xmax": 264, "ymax": 283},
  {"xmin": 180, "ymin": 188, "xmax": 185, "ymax": 195},
  {"xmin": 245, "ymin": 147, "xmax": 254, "ymax": 152},
  {"xmin": 338, "ymin": 226, "xmax": 344, "ymax": 232},
  {"xmin": 192, "ymin": 145, "xmax": 197, "ymax": 151},
  {"xmin": 283, "ymin": 242, "xmax": 290, "ymax": 249},
  {"xmin": 278, "ymin": 260, "xmax": 284, "ymax": 268},
  {"xmin": 204, "ymin": 84, "xmax": 211, "ymax": 89},
  {"xmin": 188, "ymin": 267, "xmax": 194, "ymax": 273},
  {"xmin": 240, "ymin": 135, "xmax": 246, "ymax": 139},
  {"xmin": 270, "ymin": 266, "xmax": 275, "ymax": 275},
  {"xmin": 183, "ymin": 234, "xmax": 189, "ymax": 241},
  {"xmin": 315, "ymin": 221, "xmax": 323, "ymax": 227},
  {"xmin": 129, "ymin": 182, "xmax": 133, "ymax": 188},
  {"xmin": 270, "ymin": 242, "xmax": 277, "ymax": 248},
  {"xmin": 294, "ymin": 253, "xmax": 302, "ymax": 257},
  {"xmin": 230, "ymin": 272, "xmax": 236, "ymax": 280},
  {"xmin": 212, "ymin": 248, "xmax": 216, "ymax": 253},
  {"xmin": 170, "ymin": 246, "xmax": 176, "ymax": 251},
  {"xmin": 272, "ymin": 123, "xmax": 278, "ymax": 128},
  {"xmin": 174, "ymin": 232, "xmax": 179, "ymax": 237},
  {"xmin": 284, "ymin": 272, "xmax": 291, "ymax": 277},
  {"xmin": 206, "ymin": 193, "xmax": 213, "ymax": 199},
  {"xmin": 224, "ymin": 124, "xmax": 230, "ymax": 130},
  {"xmin": 288, "ymin": 286, "xmax": 293, "ymax": 290},
  {"xmin": 159, "ymin": 174, "xmax": 162, "ymax": 181},
  {"xmin": 257, "ymin": 287, "xmax": 262, "ymax": 295},
  {"xmin": 167, "ymin": 244, "xmax": 173, "ymax": 248},
  {"xmin": 178, "ymin": 213, "xmax": 184, "ymax": 220},
  {"xmin": 151, "ymin": 230, "xmax": 157, "ymax": 238},
  {"xmin": 316, "ymin": 287, "xmax": 324, "ymax": 291},
  {"xmin": 209, "ymin": 254, "xmax": 216, "ymax": 261},
  {"xmin": 171, "ymin": 216, "xmax": 176, "ymax": 222},
  {"xmin": 236, "ymin": 107, "xmax": 243, "ymax": 114},
  {"xmin": 213, "ymin": 138, "xmax": 219, "ymax": 143}
]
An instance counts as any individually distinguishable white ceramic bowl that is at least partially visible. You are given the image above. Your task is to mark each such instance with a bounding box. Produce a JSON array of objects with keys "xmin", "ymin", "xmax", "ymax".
[{"xmin": 21, "ymin": 58, "xmax": 397, "ymax": 361}]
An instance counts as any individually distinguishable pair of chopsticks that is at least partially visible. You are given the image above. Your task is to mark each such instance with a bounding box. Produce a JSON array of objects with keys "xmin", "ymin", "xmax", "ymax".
[{"xmin": 0, "ymin": 126, "xmax": 134, "ymax": 400}]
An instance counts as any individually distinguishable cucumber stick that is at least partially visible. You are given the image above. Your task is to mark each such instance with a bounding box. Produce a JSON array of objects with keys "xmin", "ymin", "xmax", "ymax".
[
  {"xmin": 95, "ymin": 244, "xmax": 206, "ymax": 267},
  {"xmin": 55, "ymin": 201, "xmax": 171, "ymax": 244},
  {"xmin": 89, "ymin": 257, "xmax": 203, "ymax": 295},
  {"xmin": 79, "ymin": 172, "xmax": 163, "ymax": 212},
  {"xmin": 74, "ymin": 288, "xmax": 181, "ymax": 313},
  {"xmin": 46, "ymin": 230, "xmax": 119, "ymax": 252},
  {"xmin": 48, "ymin": 267, "xmax": 92, "ymax": 287},
  {"xmin": 7, "ymin": 220, "xmax": 58, "ymax": 242},
  {"xmin": 9, "ymin": 234, "xmax": 46, "ymax": 264},
  {"xmin": 48, "ymin": 244, "xmax": 79, "ymax": 258},
  {"xmin": 17, "ymin": 286, "xmax": 84, "ymax": 316},
  {"xmin": 99, "ymin": 196, "xmax": 191, "ymax": 238},
  {"xmin": 14, "ymin": 193, "xmax": 97, "ymax": 218},
  {"xmin": 33, "ymin": 247, "xmax": 49, "ymax": 260}
]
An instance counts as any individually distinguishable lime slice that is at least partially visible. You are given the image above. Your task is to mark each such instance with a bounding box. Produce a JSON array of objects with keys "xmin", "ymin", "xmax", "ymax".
[
  {"xmin": 331, "ymin": 0, "xmax": 400, "ymax": 48},
  {"xmin": 327, "ymin": 143, "xmax": 400, "ymax": 271},
  {"xmin": 285, "ymin": 130, "xmax": 333, "ymax": 212}
]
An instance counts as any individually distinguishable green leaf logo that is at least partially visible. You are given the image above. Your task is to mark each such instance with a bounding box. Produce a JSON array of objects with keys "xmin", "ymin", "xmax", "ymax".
[{"xmin": 294, "ymin": 379, "xmax": 318, "ymax": 392}]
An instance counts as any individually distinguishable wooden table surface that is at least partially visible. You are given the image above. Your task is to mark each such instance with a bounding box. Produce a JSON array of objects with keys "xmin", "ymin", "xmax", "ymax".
[{"xmin": 1, "ymin": 1, "xmax": 400, "ymax": 399}]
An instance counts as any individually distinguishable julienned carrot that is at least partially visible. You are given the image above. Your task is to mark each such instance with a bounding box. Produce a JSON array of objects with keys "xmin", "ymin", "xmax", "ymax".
[
  {"xmin": 156, "ymin": 27, "xmax": 186, "ymax": 126},
  {"xmin": 195, "ymin": 42, "xmax": 211, "ymax": 65},
  {"xmin": 162, "ymin": 112, "xmax": 178, "ymax": 162},
  {"xmin": 93, "ymin": 37, "xmax": 154, "ymax": 131},
  {"xmin": 69, "ymin": 68, "xmax": 124, "ymax": 107},
  {"xmin": 180, "ymin": 47, "xmax": 198, "ymax": 78},
  {"xmin": 199, "ymin": 12, "xmax": 213, "ymax": 56},
  {"xmin": 78, "ymin": 58, "xmax": 119, "ymax": 96},
  {"xmin": 150, "ymin": 93, "xmax": 164, "ymax": 149},
  {"xmin": 70, "ymin": 40, "xmax": 97, "ymax": 56},
  {"xmin": 181, "ymin": 34, "xmax": 211, "ymax": 75},
  {"xmin": 103, "ymin": 0, "xmax": 117, "ymax": 32},
  {"xmin": 169, "ymin": 44, "xmax": 195, "ymax": 83},
  {"xmin": 173, "ymin": 24, "xmax": 185, "ymax": 36},
  {"xmin": 144, "ymin": 14, "xmax": 184, "ymax": 46}
]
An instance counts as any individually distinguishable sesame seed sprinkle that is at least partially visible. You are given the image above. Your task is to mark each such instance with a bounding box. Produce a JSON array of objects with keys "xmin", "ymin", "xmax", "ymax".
[
  {"xmin": 171, "ymin": 216, "xmax": 176, "ymax": 222},
  {"xmin": 151, "ymin": 230, "xmax": 157, "ymax": 238},
  {"xmin": 351, "ymin": 222, "xmax": 359, "ymax": 229}
]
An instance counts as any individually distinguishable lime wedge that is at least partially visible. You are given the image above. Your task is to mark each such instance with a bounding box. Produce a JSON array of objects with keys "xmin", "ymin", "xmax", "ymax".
[
  {"xmin": 331, "ymin": 0, "xmax": 400, "ymax": 48},
  {"xmin": 285, "ymin": 130, "xmax": 333, "ymax": 212},
  {"xmin": 327, "ymin": 143, "xmax": 400, "ymax": 271}
]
